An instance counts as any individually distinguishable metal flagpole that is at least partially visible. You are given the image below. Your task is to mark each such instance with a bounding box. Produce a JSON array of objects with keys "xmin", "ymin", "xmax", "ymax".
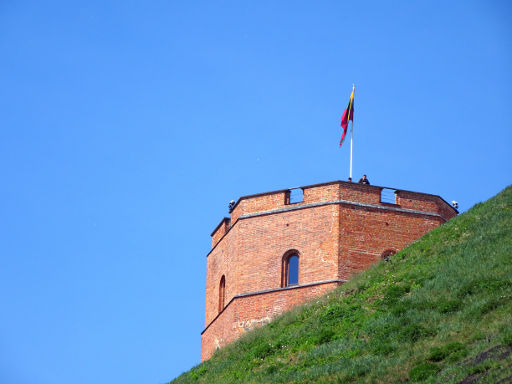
[
  {"xmin": 349, "ymin": 84, "xmax": 355, "ymax": 179},
  {"xmin": 350, "ymin": 119, "xmax": 354, "ymax": 179}
]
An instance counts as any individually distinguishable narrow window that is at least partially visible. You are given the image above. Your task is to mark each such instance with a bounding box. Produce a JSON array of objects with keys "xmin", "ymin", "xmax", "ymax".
[
  {"xmin": 288, "ymin": 255, "xmax": 299, "ymax": 285},
  {"xmin": 380, "ymin": 188, "xmax": 397, "ymax": 204},
  {"xmin": 282, "ymin": 252, "xmax": 299, "ymax": 287},
  {"xmin": 218, "ymin": 275, "xmax": 225, "ymax": 313}
]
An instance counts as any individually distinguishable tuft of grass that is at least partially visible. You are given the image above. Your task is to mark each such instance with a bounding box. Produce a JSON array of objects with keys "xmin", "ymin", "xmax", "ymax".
[
  {"xmin": 409, "ymin": 363, "xmax": 439, "ymax": 381},
  {"xmin": 502, "ymin": 328, "xmax": 512, "ymax": 346},
  {"xmin": 170, "ymin": 186, "xmax": 512, "ymax": 384},
  {"xmin": 437, "ymin": 299, "xmax": 461, "ymax": 314},
  {"xmin": 428, "ymin": 342, "xmax": 465, "ymax": 362}
]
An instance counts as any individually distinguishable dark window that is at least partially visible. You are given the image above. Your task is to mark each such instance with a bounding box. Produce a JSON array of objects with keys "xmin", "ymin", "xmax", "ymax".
[
  {"xmin": 282, "ymin": 252, "xmax": 299, "ymax": 287},
  {"xmin": 381, "ymin": 249, "xmax": 396, "ymax": 262},
  {"xmin": 218, "ymin": 275, "xmax": 225, "ymax": 313}
]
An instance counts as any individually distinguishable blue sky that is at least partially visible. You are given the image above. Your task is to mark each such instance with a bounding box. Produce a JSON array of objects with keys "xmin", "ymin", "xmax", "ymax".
[{"xmin": 0, "ymin": 1, "xmax": 510, "ymax": 383}]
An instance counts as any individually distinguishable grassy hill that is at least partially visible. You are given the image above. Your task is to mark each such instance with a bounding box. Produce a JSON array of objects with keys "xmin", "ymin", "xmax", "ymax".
[{"xmin": 171, "ymin": 186, "xmax": 512, "ymax": 383}]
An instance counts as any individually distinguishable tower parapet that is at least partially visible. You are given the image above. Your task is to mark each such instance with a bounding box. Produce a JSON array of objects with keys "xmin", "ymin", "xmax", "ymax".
[{"xmin": 202, "ymin": 180, "xmax": 457, "ymax": 361}]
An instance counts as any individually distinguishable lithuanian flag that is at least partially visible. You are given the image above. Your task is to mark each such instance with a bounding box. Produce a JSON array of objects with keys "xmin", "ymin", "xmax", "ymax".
[{"xmin": 340, "ymin": 86, "xmax": 355, "ymax": 147}]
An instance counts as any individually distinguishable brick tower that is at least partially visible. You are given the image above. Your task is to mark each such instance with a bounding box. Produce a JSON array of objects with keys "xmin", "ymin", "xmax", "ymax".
[{"xmin": 201, "ymin": 180, "xmax": 457, "ymax": 361}]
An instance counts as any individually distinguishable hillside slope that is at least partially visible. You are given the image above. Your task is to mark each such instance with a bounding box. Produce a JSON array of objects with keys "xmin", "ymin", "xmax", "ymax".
[{"xmin": 171, "ymin": 186, "xmax": 512, "ymax": 384}]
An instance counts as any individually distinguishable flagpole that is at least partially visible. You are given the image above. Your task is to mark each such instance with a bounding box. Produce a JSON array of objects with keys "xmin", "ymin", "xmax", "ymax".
[
  {"xmin": 349, "ymin": 84, "xmax": 355, "ymax": 180},
  {"xmin": 350, "ymin": 120, "xmax": 354, "ymax": 179}
]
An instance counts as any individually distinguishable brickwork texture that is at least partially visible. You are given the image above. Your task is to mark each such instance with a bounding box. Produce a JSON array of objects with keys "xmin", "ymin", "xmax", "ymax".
[{"xmin": 201, "ymin": 180, "xmax": 457, "ymax": 361}]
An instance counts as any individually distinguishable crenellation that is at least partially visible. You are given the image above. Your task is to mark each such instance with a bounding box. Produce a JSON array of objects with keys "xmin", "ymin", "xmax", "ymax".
[
  {"xmin": 211, "ymin": 218, "xmax": 230, "ymax": 248},
  {"xmin": 201, "ymin": 180, "xmax": 457, "ymax": 360}
]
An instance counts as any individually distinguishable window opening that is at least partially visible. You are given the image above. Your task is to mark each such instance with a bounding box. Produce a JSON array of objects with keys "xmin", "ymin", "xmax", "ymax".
[
  {"xmin": 288, "ymin": 255, "xmax": 299, "ymax": 285},
  {"xmin": 218, "ymin": 275, "xmax": 225, "ymax": 313},
  {"xmin": 381, "ymin": 249, "xmax": 396, "ymax": 262},
  {"xmin": 282, "ymin": 253, "xmax": 299, "ymax": 287},
  {"xmin": 381, "ymin": 188, "xmax": 397, "ymax": 204},
  {"xmin": 287, "ymin": 188, "xmax": 303, "ymax": 204}
]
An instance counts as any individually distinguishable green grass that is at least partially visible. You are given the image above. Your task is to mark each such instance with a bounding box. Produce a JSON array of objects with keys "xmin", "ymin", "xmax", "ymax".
[{"xmin": 170, "ymin": 186, "xmax": 512, "ymax": 384}]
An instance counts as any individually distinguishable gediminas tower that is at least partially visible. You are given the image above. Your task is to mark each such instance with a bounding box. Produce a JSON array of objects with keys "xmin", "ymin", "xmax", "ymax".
[{"xmin": 201, "ymin": 180, "xmax": 457, "ymax": 361}]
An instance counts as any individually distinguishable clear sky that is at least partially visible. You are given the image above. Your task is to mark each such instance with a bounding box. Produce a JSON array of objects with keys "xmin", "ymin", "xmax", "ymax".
[{"xmin": 1, "ymin": 1, "xmax": 511, "ymax": 383}]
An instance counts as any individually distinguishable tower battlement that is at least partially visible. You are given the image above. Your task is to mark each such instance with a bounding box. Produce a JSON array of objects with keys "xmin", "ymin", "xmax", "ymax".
[{"xmin": 202, "ymin": 180, "xmax": 457, "ymax": 361}]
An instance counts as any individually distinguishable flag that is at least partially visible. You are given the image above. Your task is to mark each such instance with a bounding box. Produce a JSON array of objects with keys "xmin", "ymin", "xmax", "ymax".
[{"xmin": 340, "ymin": 87, "xmax": 355, "ymax": 147}]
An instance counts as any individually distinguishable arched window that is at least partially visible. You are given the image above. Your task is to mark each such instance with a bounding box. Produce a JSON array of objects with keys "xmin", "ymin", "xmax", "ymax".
[
  {"xmin": 282, "ymin": 251, "xmax": 299, "ymax": 287},
  {"xmin": 218, "ymin": 275, "xmax": 225, "ymax": 313},
  {"xmin": 381, "ymin": 249, "xmax": 397, "ymax": 262}
]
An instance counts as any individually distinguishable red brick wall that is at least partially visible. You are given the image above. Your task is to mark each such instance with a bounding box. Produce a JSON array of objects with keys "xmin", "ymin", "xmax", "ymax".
[
  {"xmin": 205, "ymin": 225, "xmax": 239, "ymax": 327},
  {"xmin": 202, "ymin": 181, "xmax": 456, "ymax": 361},
  {"xmin": 230, "ymin": 191, "xmax": 288, "ymax": 224},
  {"xmin": 205, "ymin": 203, "xmax": 340, "ymax": 327},
  {"xmin": 396, "ymin": 191, "xmax": 457, "ymax": 221},
  {"xmin": 340, "ymin": 183, "xmax": 382, "ymax": 205},
  {"xmin": 303, "ymin": 183, "xmax": 341, "ymax": 203},
  {"xmin": 211, "ymin": 218, "xmax": 230, "ymax": 248},
  {"xmin": 201, "ymin": 282, "xmax": 340, "ymax": 361},
  {"xmin": 338, "ymin": 204, "xmax": 444, "ymax": 279}
]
